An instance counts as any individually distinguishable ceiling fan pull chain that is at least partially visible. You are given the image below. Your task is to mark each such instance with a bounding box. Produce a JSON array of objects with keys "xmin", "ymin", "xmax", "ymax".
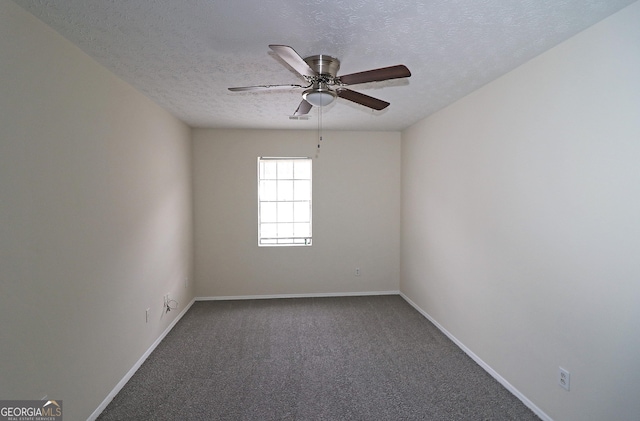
[{"xmin": 316, "ymin": 105, "xmax": 323, "ymax": 157}]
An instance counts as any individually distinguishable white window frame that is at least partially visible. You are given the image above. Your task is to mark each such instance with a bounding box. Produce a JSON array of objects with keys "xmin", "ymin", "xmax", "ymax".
[{"xmin": 257, "ymin": 157, "xmax": 312, "ymax": 247}]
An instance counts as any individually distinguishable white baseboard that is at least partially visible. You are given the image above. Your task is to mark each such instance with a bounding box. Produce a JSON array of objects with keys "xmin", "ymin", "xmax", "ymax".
[
  {"xmin": 87, "ymin": 297, "xmax": 196, "ymax": 421},
  {"xmin": 398, "ymin": 292, "xmax": 553, "ymax": 421},
  {"xmin": 196, "ymin": 290, "xmax": 400, "ymax": 301}
]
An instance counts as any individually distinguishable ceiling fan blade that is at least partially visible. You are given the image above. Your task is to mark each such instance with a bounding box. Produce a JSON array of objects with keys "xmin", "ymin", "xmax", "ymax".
[
  {"xmin": 293, "ymin": 100, "xmax": 312, "ymax": 116},
  {"xmin": 336, "ymin": 88, "xmax": 390, "ymax": 110},
  {"xmin": 269, "ymin": 45, "xmax": 317, "ymax": 78},
  {"xmin": 338, "ymin": 65, "xmax": 411, "ymax": 85},
  {"xmin": 228, "ymin": 83, "xmax": 304, "ymax": 92}
]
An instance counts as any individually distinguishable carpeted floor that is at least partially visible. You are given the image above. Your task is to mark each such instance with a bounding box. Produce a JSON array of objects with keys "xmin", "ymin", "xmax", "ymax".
[{"xmin": 98, "ymin": 295, "xmax": 540, "ymax": 420}]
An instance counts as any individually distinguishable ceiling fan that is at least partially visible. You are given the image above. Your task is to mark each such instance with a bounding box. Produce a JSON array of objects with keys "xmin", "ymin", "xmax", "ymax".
[{"xmin": 228, "ymin": 45, "xmax": 411, "ymax": 116}]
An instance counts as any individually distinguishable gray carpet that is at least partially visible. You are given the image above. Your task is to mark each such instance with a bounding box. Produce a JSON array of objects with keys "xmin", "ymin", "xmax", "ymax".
[{"xmin": 98, "ymin": 295, "xmax": 540, "ymax": 420}]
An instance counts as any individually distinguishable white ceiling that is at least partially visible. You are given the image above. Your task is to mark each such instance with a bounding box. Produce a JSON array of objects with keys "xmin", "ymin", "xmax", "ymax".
[{"xmin": 12, "ymin": 0, "xmax": 636, "ymax": 131}]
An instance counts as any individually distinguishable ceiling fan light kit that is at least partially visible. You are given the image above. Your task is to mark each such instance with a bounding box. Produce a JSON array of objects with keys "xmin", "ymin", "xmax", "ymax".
[
  {"xmin": 229, "ymin": 45, "xmax": 411, "ymax": 116},
  {"xmin": 303, "ymin": 83, "xmax": 337, "ymax": 107}
]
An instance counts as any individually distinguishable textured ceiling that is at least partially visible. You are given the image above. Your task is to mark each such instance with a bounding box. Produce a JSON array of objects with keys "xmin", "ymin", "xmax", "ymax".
[{"xmin": 12, "ymin": 0, "xmax": 636, "ymax": 131}]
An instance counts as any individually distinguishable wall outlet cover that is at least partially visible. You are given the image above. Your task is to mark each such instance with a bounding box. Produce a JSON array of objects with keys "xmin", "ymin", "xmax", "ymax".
[{"xmin": 558, "ymin": 367, "xmax": 570, "ymax": 391}]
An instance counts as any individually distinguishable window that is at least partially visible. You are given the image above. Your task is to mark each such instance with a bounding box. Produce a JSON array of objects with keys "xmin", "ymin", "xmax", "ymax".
[{"xmin": 258, "ymin": 157, "xmax": 312, "ymax": 246}]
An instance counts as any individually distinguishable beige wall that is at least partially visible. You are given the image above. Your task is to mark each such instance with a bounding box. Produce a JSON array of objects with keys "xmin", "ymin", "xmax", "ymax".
[
  {"xmin": 0, "ymin": 2, "xmax": 194, "ymax": 420},
  {"xmin": 401, "ymin": 2, "xmax": 640, "ymax": 421},
  {"xmin": 193, "ymin": 129, "xmax": 400, "ymax": 297}
]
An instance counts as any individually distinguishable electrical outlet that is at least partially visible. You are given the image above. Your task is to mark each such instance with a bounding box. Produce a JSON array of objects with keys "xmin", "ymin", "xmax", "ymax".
[
  {"xmin": 184, "ymin": 277, "xmax": 188, "ymax": 289},
  {"xmin": 558, "ymin": 367, "xmax": 570, "ymax": 391},
  {"xmin": 355, "ymin": 268, "xmax": 361, "ymax": 276},
  {"xmin": 146, "ymin": 308, "xmax": 150, "ymax": 323},
  {"xmin": 164, "ymin": 294, "xmax": 172, "ymax": 313}
]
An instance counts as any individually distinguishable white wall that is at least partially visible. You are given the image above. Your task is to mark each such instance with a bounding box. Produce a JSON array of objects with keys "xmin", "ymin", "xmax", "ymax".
[
  {"xmin": 401, "ymin": 2, "xmax": 640, "ymax": 421},
  {"xmin": 193, "ymin": 129, "xmax": 400, "ymax": 297},
  {"xmin": 0, "ymin": 2, "xmax": 194, "ymax": 420}
]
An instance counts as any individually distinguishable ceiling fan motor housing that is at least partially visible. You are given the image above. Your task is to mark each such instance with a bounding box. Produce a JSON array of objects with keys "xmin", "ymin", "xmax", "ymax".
[
  {"xmin": 304, "ymin": 55, "xmax": 340, "ymax": 78},
  {"xmin": 302, "ymin": 54, "xmax": 341, "ymax": 107}
]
